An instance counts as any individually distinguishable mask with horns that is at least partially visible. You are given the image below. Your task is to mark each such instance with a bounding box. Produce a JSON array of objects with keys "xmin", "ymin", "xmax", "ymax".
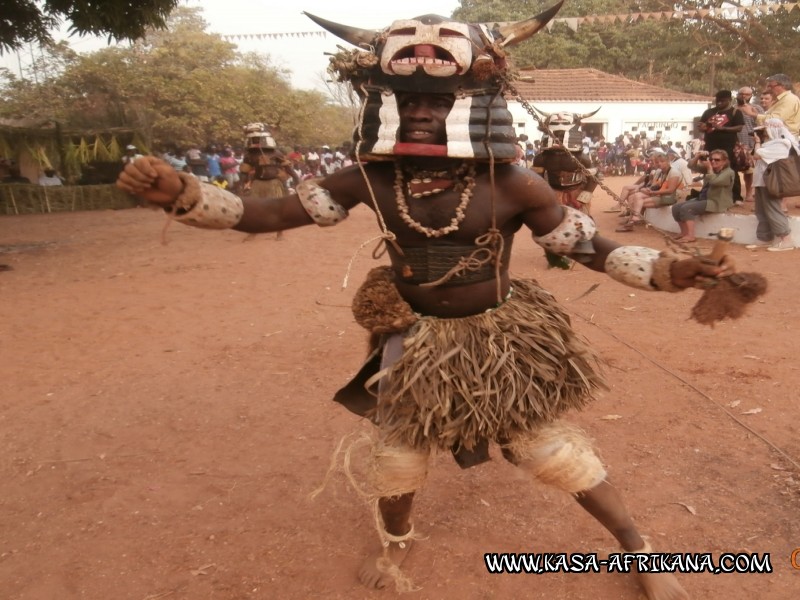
[{"xmin": 304, "ymin": 2, "xmax": 563, "ymax": 162}]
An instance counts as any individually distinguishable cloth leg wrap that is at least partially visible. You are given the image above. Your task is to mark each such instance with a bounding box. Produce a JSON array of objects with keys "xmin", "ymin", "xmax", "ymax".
[{"xmin": 503, "ymin": 421, "xmax": 607, "ymax": 494}]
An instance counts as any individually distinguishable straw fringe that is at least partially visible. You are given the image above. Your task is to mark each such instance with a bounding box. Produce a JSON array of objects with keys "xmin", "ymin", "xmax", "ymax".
[{"xmin": 375, "ymin": 279, "xmax": 607, "ymax": 452}]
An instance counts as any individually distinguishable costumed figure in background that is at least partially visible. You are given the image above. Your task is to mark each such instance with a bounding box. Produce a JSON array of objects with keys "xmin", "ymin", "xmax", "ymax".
[
  {"xmin": 239, "ymin": 123, "xmax": 300, "ymax": 239},
  {"xmin": 532, "ymin": 107, "xmax": 601, "ymax": 215},
  {"xmin": 117, "ymin": 3, "xmax": 734, "ymax": 598}
]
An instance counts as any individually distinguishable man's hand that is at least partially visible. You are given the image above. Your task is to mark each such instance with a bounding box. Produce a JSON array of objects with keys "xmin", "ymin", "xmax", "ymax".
[
  {"xmin": 116, "ymin": 157, "xmax": 183, "ymax": 206},
  {"xmin": 671, "ymin": 254, "xmax": 736, "ymax": 289}
]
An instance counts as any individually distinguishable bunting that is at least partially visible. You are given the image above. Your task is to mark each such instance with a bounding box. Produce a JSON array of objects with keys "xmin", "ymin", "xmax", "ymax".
[
  {"xmin": 221, "ymin": 31, "xmax": 327, "ymax": 41},
  {"xmin": 488, "ymin": 2, "xmax": 798, "ymax": 32},
  {"xmin": 220, "ymin": 4, "xmax": 798, "ymax": 40}
]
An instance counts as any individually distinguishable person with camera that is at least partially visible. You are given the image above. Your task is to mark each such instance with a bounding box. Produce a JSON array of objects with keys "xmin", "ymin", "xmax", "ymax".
[
  {"xmin": 700, "ymin": 90, "xmax": 745, "ymax": 201},
  {"xmin": 736, "ymin": 87, "xmax": 764, "ymax": 202}
]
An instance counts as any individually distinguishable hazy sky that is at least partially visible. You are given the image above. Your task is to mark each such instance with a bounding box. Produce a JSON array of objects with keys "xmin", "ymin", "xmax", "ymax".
[{"xmin": 3, "ymin": 0, "xmax": 463, "ymax": 91}]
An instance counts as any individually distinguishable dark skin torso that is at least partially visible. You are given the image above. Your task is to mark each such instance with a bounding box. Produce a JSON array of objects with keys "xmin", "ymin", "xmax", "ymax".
[{"xmin": 235, "ymin": 159, "xmax": 620, "ymax": 318}]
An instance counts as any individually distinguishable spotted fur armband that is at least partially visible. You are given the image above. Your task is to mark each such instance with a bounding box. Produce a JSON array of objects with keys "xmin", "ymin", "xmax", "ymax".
[
  {"xmin": 533, "ymin": 206, "xmax": 597, "ymax": 255},
  {"xmin": 169, "ymin": 172, "xmax": 244, "ymax": 229},
  {"xmin": 296, "ymin": 180, "xmax": 349, "ymax": 226},
  {"xmin": 604, "ymin": 246, "xmax": 683, "ymax": 292}
]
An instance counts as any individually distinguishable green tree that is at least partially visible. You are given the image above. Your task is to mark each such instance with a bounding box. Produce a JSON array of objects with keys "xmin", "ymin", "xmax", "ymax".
[
  {"xmin": 1, "ymin": 0, "xmax": 180, "ymax": 53},
  {"xmin": 0, "ymin": 6, "xmax": 354, "ymax": 150},
  {"xmin": 453, "ymin": 0, "xmax": 800, "ymax": 95}
]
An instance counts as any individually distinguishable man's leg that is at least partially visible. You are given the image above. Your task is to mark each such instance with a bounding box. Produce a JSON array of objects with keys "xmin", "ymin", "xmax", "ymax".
[
  {"xmin": 505, "ymin": 423, "xmax": 688, "ymax": 600},
  {"xmin": 359, "ymin": 440, "xmax": 429, "ymax": 590}
]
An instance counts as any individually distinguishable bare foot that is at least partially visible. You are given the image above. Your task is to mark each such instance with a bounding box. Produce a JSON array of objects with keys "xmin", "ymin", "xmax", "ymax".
[
  {"xmin": 673, "ymin": 237, "xmax": 696, "ymax": 243},
  {"xmin": 358, "ymin": 539, "xmax": 414, "ymax": 590},
  {"xmin": 637, "ymin": 571, "xmax": 689, "ymax": 600}
]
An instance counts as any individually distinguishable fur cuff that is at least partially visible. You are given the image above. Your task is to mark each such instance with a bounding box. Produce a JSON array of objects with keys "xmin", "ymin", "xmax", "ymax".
[
  {"xmin": 605, "ymin": 246, "xmax": 681, "ymax": 292},
  {"xmin": 650, "ymin": 253, "xmax": 683, "ymax": 292},
  {"xmin": 170, "ymin": 173, "xmax": 244, "ymax": 229}
]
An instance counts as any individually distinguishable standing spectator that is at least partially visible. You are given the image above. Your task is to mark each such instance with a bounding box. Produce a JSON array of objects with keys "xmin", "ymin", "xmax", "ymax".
[
  {"xmin": 38, "ymin": 168, "xmax": 63, "ymax": 186},
  {"xmin": 122, "ymin": 145, "xmax": 143, "ymax": 165},
  {"xmin": 700, "ymin": 90, "xmax": 745, "ymax": 201},
  {"xmin": 760, "ymin": 89, "xmax": 776, "ymax": 111},
  {"xmin": 219, "ymin": 148, "xmax": 240, "ymax": 192},
  {"xmin": 747, "ymin": 118, "xmax": 798, "ymax": 251},
  {"xmin": 162, "ymin": 146, "xmax": 187, "ymax": 172},
  {"xmin": 672, "ymin": 149, "xmax": 734, "ymax": 243},
  {"xmin": 736, "ymin": 86, "xmax": 764, "ymax": 202},
  {"xmin": 206, "ymin": 146, "xmax": 222, "ymax": 181},
  {"xmin": 757, "ymin": 74, "xmax": 800, "ymax": 136},
  {"xmin": 185, "ymin": 146, "xmax": 209, "ymax": 181}
]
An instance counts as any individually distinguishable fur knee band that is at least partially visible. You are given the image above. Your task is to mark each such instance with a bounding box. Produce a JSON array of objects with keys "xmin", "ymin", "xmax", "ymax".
[
  {"xmin": 503, "ymin": 422, "xmax": 606, "ymax": 494},
  {"xmin": 368, "ymin": 440, "xmax": 429, "ymax": 499},
  {"xmin": 605, "ymin": 246, "xmax": 683, "ymax": 292},
  {"xmin": 296, "ymin": 180, "xmax": 349, "ymax": 226},
  {"xmin": 170, "ymin": 172, "xmax": 244, "ymax": 229},
  {"xmin": 533, "ymin": 206, "xmax": 597, "ymax": 255}
]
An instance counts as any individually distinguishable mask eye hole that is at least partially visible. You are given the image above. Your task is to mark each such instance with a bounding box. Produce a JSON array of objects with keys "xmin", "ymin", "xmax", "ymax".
[
  {"xmin": 389, "ymin": 27, "xmax": 416, "ymax": 36},
  {"xmin": 438, "ymin": 28, "xmax": 465, "ymax": 38}
]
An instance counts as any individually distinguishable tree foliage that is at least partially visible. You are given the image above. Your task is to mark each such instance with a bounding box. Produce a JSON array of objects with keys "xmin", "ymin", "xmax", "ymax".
[
  {"xmin": 0, "ymin": 6, "xmax": 354, "ymax": 151},
  {"xmin": 0, "ymin": 0, "xmax": 180, "ymax": 54},
  {"xmin": 453, "ymin": 0, "xmax": 800, "ymax": 95}
]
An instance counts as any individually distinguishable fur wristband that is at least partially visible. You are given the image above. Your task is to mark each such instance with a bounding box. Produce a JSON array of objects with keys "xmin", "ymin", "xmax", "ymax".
[
  {"xmin": 297, "ymin": 180, "xmax": 349, "ymax": 226},
  {"xmin": 170, "ymin": 173, "xmax": 244, "ymax": 229},
  {"xmin": 533, "ymin": 206, "xmax": 597, "ymax": 255},
  {"xmin": 605, "ymin": 246, "xmax": 682, "ymax": 292}
]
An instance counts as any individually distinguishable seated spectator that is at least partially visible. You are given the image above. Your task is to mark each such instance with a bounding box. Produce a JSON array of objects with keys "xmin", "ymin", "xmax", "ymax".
[
  {"xmin": 747, "ymin": 118, "xmax": 798, "ymax": 251},
  {"xmin": 38, "ymin": 168, "xmax": 63, "ymax": 186},
  {"xmin": 671, "ymin": 149, "xmax": 734, "ymax": 243},
  {"xmin": 616, "ymin": 152, "xmax": 690, "ymax": 232},
  {"xmin": 2, "ymin": 167, "xmax": 31, "ymax": 184},
  {"xmin": 604, "ymin": 149, "xmax": 665, "ymax": 213}
]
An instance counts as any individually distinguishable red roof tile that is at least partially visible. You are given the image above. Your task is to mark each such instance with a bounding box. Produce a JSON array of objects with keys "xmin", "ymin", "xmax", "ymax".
[{"xmin": 511, "ymin": 68, "xmax": 710, "ymax": 103}]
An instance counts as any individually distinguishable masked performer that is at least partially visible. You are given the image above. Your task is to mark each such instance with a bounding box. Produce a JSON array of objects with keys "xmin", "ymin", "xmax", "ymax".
[
  {"xmin": 532, "ymin": 108, "xmax": 601, "ymax": 215},
  {"xmin": 118, "ymin": 4, "xmax": 731, "ymax": 598},
  {"xmin": 239, "ymin": 123, "xmax": 299, "ymax": 239}
]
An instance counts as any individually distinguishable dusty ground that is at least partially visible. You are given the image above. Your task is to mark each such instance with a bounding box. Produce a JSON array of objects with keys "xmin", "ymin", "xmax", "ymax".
[{"xmin": 1, "ymin": 176, "xmax": 799, "ymax": 600}]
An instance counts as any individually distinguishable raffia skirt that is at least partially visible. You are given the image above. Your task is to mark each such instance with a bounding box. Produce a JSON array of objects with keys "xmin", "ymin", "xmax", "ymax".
[{"xmin": 338, "ymin": 270, "xmax": 607, "ymax": 465}]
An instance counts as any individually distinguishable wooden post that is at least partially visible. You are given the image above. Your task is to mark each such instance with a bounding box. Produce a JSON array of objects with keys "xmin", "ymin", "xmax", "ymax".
[{"xmin": 9, "ymin": 188, "xmax": 19, "ymax": 215}]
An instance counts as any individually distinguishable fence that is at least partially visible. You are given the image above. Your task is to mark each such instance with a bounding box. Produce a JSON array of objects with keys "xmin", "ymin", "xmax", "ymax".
[{"xmin": 0, "ymin": 184, "xmax": 139, "ymax": 215}]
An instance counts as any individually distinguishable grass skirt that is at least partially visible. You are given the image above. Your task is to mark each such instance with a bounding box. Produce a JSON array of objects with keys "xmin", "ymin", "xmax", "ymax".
[{"xmin": 374, "ymin": 278, "xmax": 606, "ymax": 453}]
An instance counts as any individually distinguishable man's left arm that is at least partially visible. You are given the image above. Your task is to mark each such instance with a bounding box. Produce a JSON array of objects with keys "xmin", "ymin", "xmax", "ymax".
[{"xmin": 515, "ymin": 171, "xmax": 733, "ymax": 290}]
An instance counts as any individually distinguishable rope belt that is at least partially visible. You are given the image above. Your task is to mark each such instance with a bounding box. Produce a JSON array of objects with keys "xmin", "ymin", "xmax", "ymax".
[{"xmin": 391, "ymin": 236, "xmax": 514, "ymax": 287}]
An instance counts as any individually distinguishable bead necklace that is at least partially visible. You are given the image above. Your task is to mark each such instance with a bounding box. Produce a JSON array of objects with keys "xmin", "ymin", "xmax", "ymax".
[{"xmin": 393, "ymin": 161, "xmax": 476, "ymax": 238}]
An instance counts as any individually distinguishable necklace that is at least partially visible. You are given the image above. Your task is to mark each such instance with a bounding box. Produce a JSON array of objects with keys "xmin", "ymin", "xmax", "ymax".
[{"xmin": 393, "ymin": 161, "xmax": 476, "ymax": 238}]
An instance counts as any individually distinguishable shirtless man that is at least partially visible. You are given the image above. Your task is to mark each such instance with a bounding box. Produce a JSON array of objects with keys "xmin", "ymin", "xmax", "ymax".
[{"xmin": 118, "ymin": 7, "xmax": 731, "ymax": 600}]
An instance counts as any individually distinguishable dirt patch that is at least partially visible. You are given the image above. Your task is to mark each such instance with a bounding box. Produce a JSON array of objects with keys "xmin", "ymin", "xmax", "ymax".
[{"xmin": 1, "ymin": 182, "xmax": 798, "ymax": 600}]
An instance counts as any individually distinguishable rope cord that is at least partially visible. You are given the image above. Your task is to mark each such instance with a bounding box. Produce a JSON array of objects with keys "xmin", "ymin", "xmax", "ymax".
[{"xmin": 502, "ymin": 76, "xmax": 623, "ymax": 204}]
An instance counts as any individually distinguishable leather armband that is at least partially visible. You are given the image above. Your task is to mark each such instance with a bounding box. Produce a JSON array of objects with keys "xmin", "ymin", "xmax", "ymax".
[
  {"xmin": 296, "ymin": 180, "xmax": 348, "ymax": 226},
  {"xmin": 168, "ymin": 172, "xmax": 244, "ymax": 229}
]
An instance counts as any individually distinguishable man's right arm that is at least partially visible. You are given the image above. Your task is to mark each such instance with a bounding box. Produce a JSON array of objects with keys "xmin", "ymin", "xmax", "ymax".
[{"xmin": 116, "ymin": 157, "xmax": 361, "ymax": 234}]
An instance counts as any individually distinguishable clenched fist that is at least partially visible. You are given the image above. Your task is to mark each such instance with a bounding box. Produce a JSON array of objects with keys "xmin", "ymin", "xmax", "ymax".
[
  {"xmin": 116, "ymin": 157, "xmax": 183, "ymax": 206},
  {"xmin": 671, "ymin": 254, "xmax": 736, "ymax": 289}
]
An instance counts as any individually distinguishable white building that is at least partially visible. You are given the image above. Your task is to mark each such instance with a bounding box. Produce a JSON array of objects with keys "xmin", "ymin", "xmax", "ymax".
[{"xmin": 509, "ymin": 68, "xmax": 712, "ymax": 146}]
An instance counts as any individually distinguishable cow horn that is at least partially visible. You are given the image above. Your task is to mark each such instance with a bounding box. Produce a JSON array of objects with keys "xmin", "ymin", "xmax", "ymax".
[
  {"xmin": 578, "ymin": 107, "xmax": 602, "ymax": 120},
  {"xmin": 530, "ymin": 105, "xmax": 552, "ymax": 119},
  {"xmin": 497, "ymin": 1, "xmax": 564, "ymax": 47},
  {"xmin": 303, "ymin": 12, "xmax": 378, "ymax": 47}
]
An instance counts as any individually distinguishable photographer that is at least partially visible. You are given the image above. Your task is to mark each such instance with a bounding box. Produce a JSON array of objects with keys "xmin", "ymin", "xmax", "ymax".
[
  {"xmin": 699, "ymin": 90, "xmax": 745, "ymax": 201},
  {"xmin": 736, "ymin": 87, "xmax": 763, "ymax": 202}
]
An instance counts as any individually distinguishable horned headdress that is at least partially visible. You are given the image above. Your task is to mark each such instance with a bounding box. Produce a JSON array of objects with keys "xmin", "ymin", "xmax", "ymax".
[{"xmin": 305, "ymin": 2, "xmax": 563, "ymax": 162}]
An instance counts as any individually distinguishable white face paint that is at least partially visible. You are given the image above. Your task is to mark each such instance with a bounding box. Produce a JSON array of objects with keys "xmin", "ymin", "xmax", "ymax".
[{"xmin": 379, "ymin": 20, "xmax": 472, "ymax": 78}]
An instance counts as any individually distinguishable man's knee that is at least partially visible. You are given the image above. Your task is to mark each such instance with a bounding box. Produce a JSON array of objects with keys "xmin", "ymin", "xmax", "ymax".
[
  {"xmin": 502, "ymin": 422, "xmax": 606, "ymax": 494},
  {"xmin": 368, "ymin": 439, "xmax": 430, "ymax": 498}
]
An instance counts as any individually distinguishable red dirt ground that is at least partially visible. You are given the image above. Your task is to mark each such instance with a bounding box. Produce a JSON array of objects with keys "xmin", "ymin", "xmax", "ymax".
[{"xmin": 1, "ymin": 177, "xmax": 799, "ymax": 600}]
